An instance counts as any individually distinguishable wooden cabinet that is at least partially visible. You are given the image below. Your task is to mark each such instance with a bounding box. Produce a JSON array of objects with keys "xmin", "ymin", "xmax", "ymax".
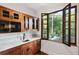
[
  {"xmin": 0, "ymin": 21, "xmax": 21, "ymax": 33},
  {"xmin": 22, "ymin": 40, "xmax": 41, "ymax": 55},
  {"xmin": 0, "ymin": 40, "xmax": 41, "ymax": 55},
  {"xmin": 0, "ymin": 6, "xmax": 39, "ymax": 32},
  {"xmin": 23, "ymin": 16, "xmax": 39, "ymax": 31},
  {"xmin": 0, "ymin": 6, "xmax": 11, "ymax": 21},
  {"xmin": 32, "ymin": 18, "xmax": 39, "ymax": 31},
  {"xmin": 33, "ymin": 39, "xmax": 41, "ymax": 53},
  {"xmin": 24, "ymin": 16, "xmax": 29, "ymax": 30},
  {"xmin": 0, "ymin": 45, "xmax": 22, "ymax": 55},
  {"xmin": 22, "ymin": 43, "xmax": 29, "ymax": 55},
  {"xmin": 0, "ymin": 6, "xmax": 20, "ymax": 22}
]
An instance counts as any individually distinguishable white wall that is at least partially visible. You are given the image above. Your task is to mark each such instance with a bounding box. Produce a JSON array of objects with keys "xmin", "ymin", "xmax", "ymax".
[{"xmin": 0, "ymin": 3, "xmax": 38, "ymax": 17}]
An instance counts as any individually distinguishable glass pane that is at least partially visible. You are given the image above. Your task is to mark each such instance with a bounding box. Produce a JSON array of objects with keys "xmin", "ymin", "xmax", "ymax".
[
  {"xmin": 71, "ymin": 22, "xmax": 75, "ymax": 28},
  {"xmin": 71, "ymin": 29, "xmax": 75, "ymax": 36},
  {"xmin": 71, "ymin": 8, "xmax": 75, "ymax": 44},
  {"xmin": 71, "ymin": 15, "xmax": 75, "ymax": 21},
  {"xmin": 65, "ymin": 9, "xmax": 69, "ymax": 44},
  {"xmin": 49, "ymin": 11, "xmax": 62, "ymax": 41},
  {"xmin": 71, "ymin": 8, "xmax": 75, "ymax": 14},
  {"xmin": 43, "ymin": 15, "xmax": 47, "ymax": 39},
  {"xmin": 66, "ymin": 22, "xmax": 68, "ymax": 28}
]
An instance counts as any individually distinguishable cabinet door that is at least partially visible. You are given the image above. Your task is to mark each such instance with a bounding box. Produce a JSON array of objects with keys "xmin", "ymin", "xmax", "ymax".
[
  {"xmin": 2, "ymin": 10, "xmax": 10, "ymax": 18},
  {"xmin": 0, "ymin": 48, "xmax": 15, "ymax": 55},
  {"xmin": 12, "ymin": 46, "xmax": 22, "ymax": 55},
  {"xmin": 11, "ymin": 11, "xmax": 19, "ymax": 20},
  {"xmin": 11, "ymin": 22, "xmax": 21, "ymax": 32},
  {"xmin": 24, "ymin": 16, "xmax": 29, "ymax": 30},
  {"xmin": 27, "ymin": 42, "xmax": 35, "ymax": 55},
  {"xmin": 0, "ymin": 21, "xmax": 9, "ymax": 33},
  {"xmin": 36, "ymin": 18, "xmax": 39, "ymax": 31},
  {"xmin": 0, "ymin": 46, "xmax": 22, "ymax": 55},
  {"xmin": 29, "ymin": 17, "xmax": 32, "ymax": 30},
  {"xmin": 35, "ymin": 40, "xmax": 41, "ymax": 53},
  {"xmin": 41, "ymin": 14, "xmax": 49, "ymax": 40},
  {"xmin": 63, "ymin": 3, "xmax": 71, "ymax": 46},
  {"xmin": 22, "ymin": 44, "xmax": 28, "ymax": 55},
  {"xmin": 0, "ymin": 6, "xmax": 11, "ymax": 21}
]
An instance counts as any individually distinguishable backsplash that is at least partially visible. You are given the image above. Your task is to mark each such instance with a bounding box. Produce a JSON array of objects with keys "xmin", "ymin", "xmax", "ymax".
[
  {"xmin": 0, "ymin": 31, "xmax": 41, "ymax": 45},
  {"xmin": 0, "ymin": 33, "xmax": 22, "ymax": 45},
  {"xmin": 22, "ymin": 31, "xmax": 41, "ymax": 40}
]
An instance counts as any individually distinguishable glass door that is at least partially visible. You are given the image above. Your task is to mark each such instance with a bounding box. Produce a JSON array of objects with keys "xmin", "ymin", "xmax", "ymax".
[
  {"xmin": 63, "ymin": 3, "xmax": 71, "ymax": 46},
  {"xmin": 49, "ymin": 11, "xmax": 62, "ymax": 42},
  {"xmin": 70, "ymin": 7, "xmax": 77, "ymax": 45},
  {"xmin": 41, "ymin": 14, "xmax": 49, "ymax": 40}
]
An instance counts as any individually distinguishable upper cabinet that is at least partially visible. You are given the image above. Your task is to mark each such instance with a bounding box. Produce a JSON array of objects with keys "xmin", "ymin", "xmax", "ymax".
[
  {"xmin": 0, "ymin": 6, "xmax": 21, "ymax": 22},
  {"xmin": 24, "ymin": 16, "xmax": 39, "ymax": 31},
  {"xmin": 24, "ymin": 15, "xmax": 29, "ymax": 30},
  {"xmin": 29, "ymin": 17, "xmax": 33, "ymax": 30},
  {"xmin": 0, "ymin": 6, "xmax": 39, "ymax": 32},
  {"xmin": 3, "ymin": 10, "xmax": 10, "ymax": 18},
  {"xmin": 0, "ymin": 21, "xmax": 21, "ymax": 33}
]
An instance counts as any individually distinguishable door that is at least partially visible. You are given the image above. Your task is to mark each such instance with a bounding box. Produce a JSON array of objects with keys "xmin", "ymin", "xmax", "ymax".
[
  {"xmin": 41, "ymin": 13, "xmax": 49, "ymax": 40},
  {"xmin": 63, "ymin": 3, "xmax": 71, "ymax": 46}
]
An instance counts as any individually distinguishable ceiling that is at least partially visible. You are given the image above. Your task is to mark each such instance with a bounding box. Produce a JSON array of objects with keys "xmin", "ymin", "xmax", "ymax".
[{"xmin": 25, "ymin": 3, "xmax": 68, "ymax": 13}]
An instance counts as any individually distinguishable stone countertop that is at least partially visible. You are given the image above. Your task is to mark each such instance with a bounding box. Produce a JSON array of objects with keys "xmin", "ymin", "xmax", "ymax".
[{"xmin": 0, "ymin": 37, "xmax": 40, "ymax": 52}]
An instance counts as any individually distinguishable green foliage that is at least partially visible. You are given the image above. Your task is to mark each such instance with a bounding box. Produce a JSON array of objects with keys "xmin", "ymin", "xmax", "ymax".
[{"xmin": 53, "ymin": 15, "xmax": 62, "ymax": 36}]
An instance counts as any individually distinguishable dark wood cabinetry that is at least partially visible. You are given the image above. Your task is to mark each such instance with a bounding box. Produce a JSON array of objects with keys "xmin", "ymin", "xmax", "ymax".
[
  {"xmin": 0, "ymin": 21, "xmax": 21, "ymax": 33},
  {"xmin": 0, "ymin": 40, "xmax": 41, "ymax": 55}
]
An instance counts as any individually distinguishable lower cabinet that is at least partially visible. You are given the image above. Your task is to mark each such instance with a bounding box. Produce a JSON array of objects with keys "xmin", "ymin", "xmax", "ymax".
[
  {"xmin": 22, "ymin": 40, "xmax": 41, "ymax": 55},
  {"xmin": 0, "ymin": 40, "xmax": 41, "ymax": 55},
  {"xmin": 0, "ymin": 45, "xmax": 22, "ymax": 55}
]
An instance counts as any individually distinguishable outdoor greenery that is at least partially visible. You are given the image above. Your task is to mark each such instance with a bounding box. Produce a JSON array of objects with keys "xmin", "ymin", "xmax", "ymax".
[
  {"xmin": 43, "ymin": 10, "xmax": 75, "ymax": 38},
  {"xmin": 49, "ymin": 14, "xmax": 62, "ymax": 38},
  {"xmin": 53, "ymin": 15, "xmax": 62, "ymax": 36}
]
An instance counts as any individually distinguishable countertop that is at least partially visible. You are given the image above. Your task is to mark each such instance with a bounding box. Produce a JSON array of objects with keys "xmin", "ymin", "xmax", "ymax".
[{"xmin": 0, "ymin": 37, "xmax": 40, "ymax": 52}]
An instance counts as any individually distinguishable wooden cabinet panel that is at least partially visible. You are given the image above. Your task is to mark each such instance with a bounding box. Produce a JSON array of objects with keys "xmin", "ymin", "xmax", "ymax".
[
  {"xmin": 21, "ymin": 40, "xmax": 41, "ymax": 55},
  {"xmin": 34, "ymin": 39, "xmax": 41, "ymax": 53},
  {"xmin": 0, "ymin": 6, "xmax": 39, "ymax": 32},
  {"xmin": 0, "ymin": 45, "xmax": 22, "ymax": 55},
  {"xmin": 0, "ymin": 40, "xmax": 41, "ymax": 55},
  {"xmin": 0, "ymin": 6, "xmax": 11, "ymax": 21},
  {"xmin": 22, "ymin": 43, "xmax": 28, "ymax": 55},
  {"xmin": 0, "ymin": 6, "xmax": 21, "ymax": 22},
  {"xmin": 28, "ymin": 41, "xmax": 35, "ymax": 54}
]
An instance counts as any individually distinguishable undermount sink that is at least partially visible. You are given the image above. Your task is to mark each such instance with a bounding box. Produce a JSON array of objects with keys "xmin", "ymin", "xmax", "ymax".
[{"xmin": 23, "ymin": 40, "xmax": 30, "ymax": 42}]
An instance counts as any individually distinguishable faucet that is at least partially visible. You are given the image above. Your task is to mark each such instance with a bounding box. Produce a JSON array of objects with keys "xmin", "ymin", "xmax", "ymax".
[{"xmin": 23, "ymin": 33, "xmax": 25, "ymax": 41}]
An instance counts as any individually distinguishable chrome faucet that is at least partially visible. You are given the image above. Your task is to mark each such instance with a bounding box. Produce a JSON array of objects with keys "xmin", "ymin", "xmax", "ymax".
[{"xmin": 23, "ymin": 33, "xmax": 25, "ymax": 40}]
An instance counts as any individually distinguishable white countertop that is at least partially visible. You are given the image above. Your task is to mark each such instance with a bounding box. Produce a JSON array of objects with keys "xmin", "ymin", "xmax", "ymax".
[{"xmin": 0, "ymin": 38, "xmax": 40, "ymax": 52}]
